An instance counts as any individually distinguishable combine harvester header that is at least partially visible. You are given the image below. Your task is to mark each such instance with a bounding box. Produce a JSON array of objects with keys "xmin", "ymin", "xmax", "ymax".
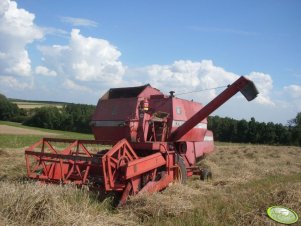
[{"xmin": 25, "ymin": 76, "xmax": 258, "ymax": 205}]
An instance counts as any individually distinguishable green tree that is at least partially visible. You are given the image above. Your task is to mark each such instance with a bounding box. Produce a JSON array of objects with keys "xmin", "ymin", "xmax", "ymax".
[
  {"xmin": 274, "ymin": 123, "xmax": 291, "ymax": 145},
  {"xmin": 257, "ymin": 122, "xmax": 266, "ymax": 144},
  {"xmin": 24, "ymin": 107, "xmax": 63, "ymax": 129},
  {"xmin": 264, "ymin": 122, "xmax": 276, "ymax": 144},
  {"xmin": 248, "ymin": 117, "xmax": 259, "ymax": 143},
  {"xmin": 289, "ymin": 112, "xmax": 301, "ymax": 146},
  {"xmin": 63, "ymin": 104, "xmax": 95, "ymax": 133},
  {"xmin": 289, "ymin": 112, "xmax": 301, "ymax": 127},
  {"xmin": 23, "ymin": 104, "xmax": 95, "ymax": 133},
  {"xmin": 237, "ymin": 119, "xmax": 249, "ymax": 143},
  {"xmin": 0, "ymin": 94, "xmax": 23, "ymax": 121},
  {"xmin": 208, "ymin": 116, "xmax": 222, "ymax": 141}
]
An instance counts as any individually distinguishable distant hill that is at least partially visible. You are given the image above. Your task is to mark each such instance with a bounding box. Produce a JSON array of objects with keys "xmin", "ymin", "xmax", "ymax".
[{"xmin": 8, "ymin": 98, "xmax": 72, "ymax": 109}]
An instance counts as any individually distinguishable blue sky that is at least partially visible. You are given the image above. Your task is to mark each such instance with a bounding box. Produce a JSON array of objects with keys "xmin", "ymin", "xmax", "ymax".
[{"xmin": 0, "ymin": 0, "xmax": 301, "ymax": 124}]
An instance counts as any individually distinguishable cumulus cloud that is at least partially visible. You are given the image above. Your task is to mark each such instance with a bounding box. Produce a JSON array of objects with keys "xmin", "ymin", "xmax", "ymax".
[
  {"xmin": 138, "ymin": 60, "xmax": 236, "ymax": 99},
  {"xmin": 38, "ymin": 29, "xmax": 125, "ymax": 85},
  {"xmin": 0, "ymin": 76, "xmax": 33, "ymax": 89},
  {"xmin": 35, "ymin": 66, "xmax": 57, "ymax": 77},
  {"xmin": 63, "ymin": 79, "xmax": 92, "ymax": 93},
  {"xmin": 0, "ymin": 0, "xmax": 43, "ymax": 78},
  {"xmin": 246, "ymin": 72, "xmax": 274, "ymax": 105},
  {"xmin": 132, "ymin": 60, "xmax": 272, "ymax": 105},
  {"xmin": 60, "ymin": 16, "xmax": 98, "ymax": 27}
]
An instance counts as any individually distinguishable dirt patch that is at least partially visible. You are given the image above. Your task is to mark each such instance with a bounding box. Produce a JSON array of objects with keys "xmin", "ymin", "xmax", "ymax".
[{"xmin": 0, "ymin": 125, "xmax": 58, "ymax": 136}]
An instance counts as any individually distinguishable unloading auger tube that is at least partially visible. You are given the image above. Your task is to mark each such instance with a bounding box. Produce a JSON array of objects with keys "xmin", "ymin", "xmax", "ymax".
[
  {"xmin": 169, "ymin": 76, "xmax": 259, "ymax": 141},
  {"xmin": 25, "ymin": 75, "xmax": 258, "ymax": 206}
]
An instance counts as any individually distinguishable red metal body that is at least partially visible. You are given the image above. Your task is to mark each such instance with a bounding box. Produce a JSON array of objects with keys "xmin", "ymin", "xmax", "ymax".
[{"xmin": 25, "ymin": 76, "xmax": 258, "ymax": 204}]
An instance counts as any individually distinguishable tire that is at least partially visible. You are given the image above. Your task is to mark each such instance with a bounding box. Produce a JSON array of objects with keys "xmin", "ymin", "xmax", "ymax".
[
  {"xmin": 200, "ymin": 169, "xmax": 212, "ymax": 181},
  {"xmin": 174, "ymin": 154, "xmax": 187, "ymax": 184}
]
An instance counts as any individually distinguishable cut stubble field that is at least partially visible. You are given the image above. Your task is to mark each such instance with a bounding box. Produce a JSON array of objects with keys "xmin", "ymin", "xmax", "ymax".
[
  {"xmin": 0, "ymin": 123, "xmax": 300, "ymax": 226},
  {"xmin": 12, "ymin": 101, "xmax": 64, "ymax": 109}
]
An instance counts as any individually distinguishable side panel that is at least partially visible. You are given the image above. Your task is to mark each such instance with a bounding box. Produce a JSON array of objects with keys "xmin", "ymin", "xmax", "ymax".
[
  {"xmin": 91, "ymin": 98, "xmax": 139, "ymax": 141},
  {"xmin": 170, "ymin": 98, "xmax": 208, "ymax": 141},
  {"xmin": 92, "ymin": 98, "xmax": 138, "ymax": 121},
  {"xmin": 184, "ymin": 142, "xmax": 214, "ymax": 165}
]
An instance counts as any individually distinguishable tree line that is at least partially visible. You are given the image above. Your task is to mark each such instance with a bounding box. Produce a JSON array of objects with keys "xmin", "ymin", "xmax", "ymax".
[
  {"xmin": 24, "ymin": 104, "xmax": 95, "ymax": 133},
  {"xmin": 0, "ymin": 94, "xmax": 95, "ymax": 133},
  {"xmin": 207, "ymin": 115, "xmax": 301, "ymax": 146},
  {"xmin": 0, "ymin": 94, "xmax": 27, "ymax": 122}
]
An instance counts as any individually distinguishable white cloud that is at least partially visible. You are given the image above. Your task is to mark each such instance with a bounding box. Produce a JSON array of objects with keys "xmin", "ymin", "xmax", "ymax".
[
  {"xmin": 63, "ymin": 79, "xmax": 91, "ymax": 93},
  {"xmin": 284, "ymin": 85, "xmax": 301, "ymax": 98},
  {"xmin": 140, "ymin": 60, "xmax": 236, "ymax": 98},
  {"xmin": 0, "ymin": 76, "xmax": 33, "ymax": 89},
  {"xmin": 0, "ymin": 0, "xmax": 43, "ymax": 77},
  {"xmin": 35, "ymin": 66, "xmax": 57, "ymax": 77},
  {"xmin": 38, "ymin": 29, "xmax": 125, "ymax": 85},
  {"xmin": 246, "ymin": 72, "xmax": 274, "ymax": 105},
  {"xmin": 283, "ymin": 84, "xmax": 301, "ymax": 112},
  {"xmin": 132, "ymin": 60, "xmax": 273, "ymax": 105},
  {"xmin": 60, "ymin": 16, "xmax": 98, "ymax": 27},
  {"xmin": 42, "ymin": 27, "xmax": 68, "ymax": 38}
]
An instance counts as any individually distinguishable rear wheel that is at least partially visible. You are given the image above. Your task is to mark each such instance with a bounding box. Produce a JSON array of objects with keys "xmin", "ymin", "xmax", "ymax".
[{"xmin": 174, "ymin": 155, "xmax": 187, "ymax": 184}]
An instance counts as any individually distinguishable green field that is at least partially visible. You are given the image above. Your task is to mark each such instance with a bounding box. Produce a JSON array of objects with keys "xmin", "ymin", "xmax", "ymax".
[
  {"xmin": 0, "ymin": 121, "xmax": 94, "ymax": 148},
  {"xmin": 0, "ymin": 123, "xmax": 300, "ymax": 226}
]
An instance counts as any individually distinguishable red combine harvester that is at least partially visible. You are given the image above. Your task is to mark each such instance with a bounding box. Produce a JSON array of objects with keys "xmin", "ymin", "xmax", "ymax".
[{"xmin": 25, "ymin": 76, "xmax": 258, "ymax": 205}]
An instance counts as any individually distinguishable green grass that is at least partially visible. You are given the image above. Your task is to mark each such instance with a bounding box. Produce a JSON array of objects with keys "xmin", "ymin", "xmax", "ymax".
[
  {"xmin": 0, "ymin": 121, "xmax": 94, "ymax": 148},
  {"xmin": 1, "ymin": 121, "xmax": 92, "ymax": 136},
  {"xmin": 0, "ymin": 135, "xmax": 46, "ymax": 149}
]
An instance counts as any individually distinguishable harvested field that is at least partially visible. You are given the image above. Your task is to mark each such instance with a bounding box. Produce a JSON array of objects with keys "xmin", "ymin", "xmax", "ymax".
[
  {"xmin": 0, "ymin": 125, "xmax": 58, "ymax": 136},
  {"xmin": 0, "ymin": 143, "xmax": 300, "ymax": 225},
  {"xmin": 12, "ymin": 101, "xmax": 64, "ymax": 109}
]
